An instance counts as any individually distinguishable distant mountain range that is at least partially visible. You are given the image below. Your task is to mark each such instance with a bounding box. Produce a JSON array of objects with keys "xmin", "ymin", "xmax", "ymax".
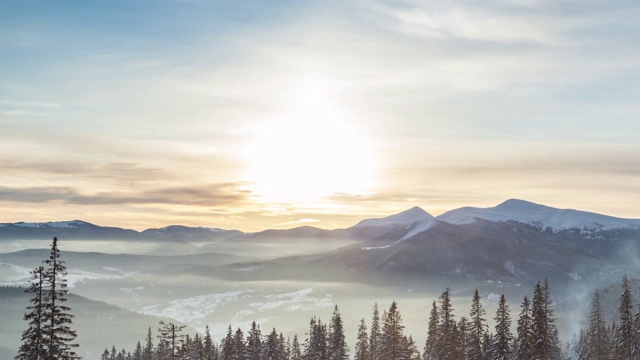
[{"xmin": 2, "ymin": 199, "xmax": 639, "ymax": 242}]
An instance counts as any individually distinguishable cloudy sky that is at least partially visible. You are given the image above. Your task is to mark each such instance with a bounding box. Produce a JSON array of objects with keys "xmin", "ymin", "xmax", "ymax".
[{"xmin": 2, "ymin": 1, "xmax": 639, "ymax": 231}]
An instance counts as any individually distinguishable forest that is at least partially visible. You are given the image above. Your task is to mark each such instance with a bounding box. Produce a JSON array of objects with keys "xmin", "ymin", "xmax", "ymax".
[{"xmin": 14, "ymin": 237, "xmax": 640, "ymax": 360}]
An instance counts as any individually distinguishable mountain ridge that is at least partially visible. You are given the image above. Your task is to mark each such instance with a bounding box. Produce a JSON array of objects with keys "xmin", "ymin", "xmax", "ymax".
[{"xmin": 2, "ymin": 199, "xmax": 639, "ymax": 241}]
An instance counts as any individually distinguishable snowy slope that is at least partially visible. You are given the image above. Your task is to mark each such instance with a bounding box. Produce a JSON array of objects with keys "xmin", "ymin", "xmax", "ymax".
[
  {"xmin": 437, "ymin": 199, "xmax": 640, "ymax": 231},
  {"xmin": 352, "ymin": 206, "xmax": 433, "ymax": 228}
]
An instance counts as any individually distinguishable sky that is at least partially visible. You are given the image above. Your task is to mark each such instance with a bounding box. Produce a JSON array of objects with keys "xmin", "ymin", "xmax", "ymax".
[{"xmin": 1, "ymin": 0, "xmax": 639, "ymax": 231}]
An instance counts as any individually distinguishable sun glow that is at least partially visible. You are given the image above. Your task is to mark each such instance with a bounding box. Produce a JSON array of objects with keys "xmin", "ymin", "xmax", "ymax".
[{"xmin": 247, "ymin": 76, "xmax": 376, "ymax": 203}]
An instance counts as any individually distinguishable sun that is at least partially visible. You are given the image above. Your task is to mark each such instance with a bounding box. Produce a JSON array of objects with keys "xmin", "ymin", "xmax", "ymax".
[{"xmin": 246, "ymin": 76, "xmax": 376, "ymax": 204}]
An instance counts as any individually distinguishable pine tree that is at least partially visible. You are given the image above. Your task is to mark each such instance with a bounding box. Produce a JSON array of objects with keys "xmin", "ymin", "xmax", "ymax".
[
  {"xmin": 133, "ymin": 341, "xmax": 142, "ymax": 360},
  {"xmin": 492, "ymin": 294, "xmax": 513, "ymax": 360},
  {"xmin": 263, "ymin": 328, "xmax": 283, "ymax": 360},
  {"xmin": 515, "ymin": 296, "xmax": 532, "ymax": 360},
  {"xmin": 204, "ymin": 325, "xmax": 215, "ymax": 360},
  {"xmin": 614, "ymin": 275, "xmax": 634, "ymax": 360},
  {"xmin": 233, "ymin": 328, "xmax": 245, "ymax": 360},
  {"xmin": 457, "ymin": 317, "xmax": 469, "ymax": 360},
  {"xmin": 468, "ymin": 289, "xmax": 486, "ymax": 360},
  {"xmin": 246, "ymin": 321, "xmax": 262, "ymax": 360},
  {"xmin": 328, "ymin": 305, "xmax": 349, "ymax": 360},
  {"xmin": 291, "ymin": 335, "xmax": 302, "ymax": 360},
  {"xmin": 220, "ymin": 326, "xmax": 235, "ymax": 360},
  {"xmin": 354, "ymin": 318, "xmax": 369, "ymax": 360},
  {"xmin": 423, "ymin": 301, "xmax": 439, "ymax": 360},
  {"xmin": 380, "ymin": 301, "xmax": 405, "ymax": 360},
  {"xmin": 16, "ymin": 266, "xmax": 47, "ymax": 360},
  {"xmin": 143, "ymin": 327, "xmax": 154, "ymax": 360},
  {"xmin": 18, "ymin": 237, "xmax": 81, "ymax": 360},
  {"xmin": 436, "ymin": 288, "xmax": 457, "ymax": 360},
  {"xmin": 42, "ymin": 237, "xmax": 81, "ymax": 359},
  {"xmin": 157, "ymin": 321, "xmax": 186, "ymax": 360},
  {"xmin": 368, "ymin": 304, "xmax": 381, "ymax": 360},
  {"xmin": 586, "ymin": 289, "xmax": 609, "ymax": 359}
]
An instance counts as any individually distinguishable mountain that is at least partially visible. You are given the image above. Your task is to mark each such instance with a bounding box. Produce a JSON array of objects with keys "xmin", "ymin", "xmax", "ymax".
[
  {"xmin": 353, "ymin": 206, "xmax": 432, "ymax": 228},
  {"xmin": 437, "ymin": 199, "xmax": 640, "ymax": 231},
  {"xmin": 0, "ymin": 286, "xmax": 195, "ymax": 359},
  {"xmin": 0, "ymin": 220, "xmax": 141, "ymax": 240},
  {"xmin": 140, "ymin": 225, "xmax": 243, "ymax": 242}
]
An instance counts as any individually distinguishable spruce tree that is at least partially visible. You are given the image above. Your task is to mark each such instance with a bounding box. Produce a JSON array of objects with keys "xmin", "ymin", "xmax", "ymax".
[
  {"xmin": 457, "ymin": 317, "xmax": 469, "ymax": 360},
  {"xmin": 291, "ymin": 335, "xmax": 302, "ymax": 360},
  {"xmin": 614, "ymin": 275, "xmax": 634, "ymax": 360},
  {"xmin": 515, "ymin": 296, "xmax": 532, "ymax": 360},
  {"xmin": 262, "ymin": 328, "xmax": 282, "ymax": 360},
  {"xmin": 328, "ymin": 305, "xmax": 349, "ymax": 360},
  {"xmin": 368, "ymin": 304, "xmax": 381, "ymax": 360},
  {"xmin": 204, "ymin": 325, "xmax": 215, "ymax": 360},
  {"xmin": 468, "ymin": 289, "xmax": 486, "ymax": 360},
  {"xmin": 423, "ymin": 301, "xmax": 439, "ymax": 360},
  {"xmin": 233, "ymin": 328, "xmax": 245, "ymax": 360},
  {"xmin": 354, "ymin": 318, "xmax": 369, "ymax": 360},
  {"xmin": 246, "ymin": 321, "xmax": 262, "ymax": 360},
  {"xmin": 220, "ymin": 326, "xmax": 235, "ymax": 360},
  {"xmin": 436, "ymin": 288, "xmax": 457, "ymax": 360},
  {"xmin": 143, "ymin": 327, "xmax": 154, "ymax": 360},
  {"xmin": 492, "ymin": 294, "xmax": 513, "ymax": 360},
  {"xmin": 16, "ymin": 266, "xmax": 47, "ymax": 360},
  {"xmin": 380, "ymin": 301, "xmax": 404, "ymax": 360},
  {"xmin": 17, "ymin": 237, "xmax": 81, "ymax": 360},
  {"xmin": 157, "ymin": 321, "xmax": 186, "ymax": 360},
  {"xmin": 586, "ymin": 289, "xmax": 609, "ymax": 359}
]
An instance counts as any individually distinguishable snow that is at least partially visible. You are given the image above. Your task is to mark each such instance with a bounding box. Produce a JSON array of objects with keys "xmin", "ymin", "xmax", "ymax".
[
  {"xmin": 362, "ymin": 218, "xmax": 438, "ymax": 250},
  {"xmin": 140, "ymin": 290, "xmax": 255, "ymax": 324},
  {"xmin": 249, "ymin": 288, "xmax": 333, "ymax": 312},
  {"xmin": 14, "ymin": 220, "xmax": 84, "ymax": 228},
  {"xmin": 353, "ymin": 206, "xmax": 433, "ymax": 228},
  {"xmin": 437, "ymin": 199, "xmax": 640, "ymax": 231}
]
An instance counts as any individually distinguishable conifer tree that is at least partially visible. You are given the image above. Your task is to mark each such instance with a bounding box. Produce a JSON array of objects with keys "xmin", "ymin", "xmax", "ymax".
[
  {"xmin": 233, "ymin": 328, "xmax": 245, "ymax": 360},
  {"xmin": 423, "ymin": 301, "xmax": 439, "ymax": 360},
  {"xmin": 380, "ymin": 301, "xmax": 405, "ymax": 360},
  {"xmin": 246, "ymin": 321, "xmax": 262, "ymax": 360},
  {"xmin": 17, "ymin": 237, "xmax": 81, "ymax": 360},
  {"xmin": 457, "ymin": 317, "xmax": 469, "ymax": 360},
  {"xmin": 158, "ymin": 321, "xmax": 186, "ymax": 360},
  {"xmin": 586, "ymin": 289, "xmax": 609, "ymax": 359},
  {"xmin": 143, "ymin": 327, "xmax": 154, "ymax": 360},
  {"xmin": 368, "ymin": 304, "xmax": 381, "ymax": 360},
  {"xmin": 329, "ymin": 306, "xmax": 349, "ymax": 360},
  {"xmin": 204, "ymin": 325, "xmax": 215, "ymax": 360},
  {"xmin": 133, "ymin": 341, "xmax": 142, "ymax": 360},
  {"xmin": 42, "ymin": 237, "xmax": 81, "ymax": 359},
  {"xmin": 291, "ymin": 335, "xmax": 302, "ymax": 360},
  {"xmin": 220, "ymin": 326, "xmax": 235, "ymax": 360},
  {"xmin": 16, "ymin": 266, "xmax": 47, "ymax": 360},
  {"xmin": 354, "ymin": 318, "xmax": 369, "ymax": 360},
  {"xmin": 468, "ymin": 289, "xmax": 486, "ymax": 360},
  {"xmin": 263, "ymin": 328, "xmax": 283, "ymax": 360},
  {"xmin": 515, "ymin": 296, "xmax": 532, "ymax": 360},
  {"xmin": 492, "ymin": 294, "xmax": 513, "ymax": 360},
  {"xmin": 614, "ymin": 275, "xmax": 634, "ymax": 360},
  {"xmin": 436, "ymin": 288, "xmax": 457, "ymax": 360}
]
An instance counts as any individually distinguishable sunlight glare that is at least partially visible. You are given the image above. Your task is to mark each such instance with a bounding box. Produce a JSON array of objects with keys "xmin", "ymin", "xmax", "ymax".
[{"xmin": 247, "ymin": 75, "xmax": 376, "ymax": 203}]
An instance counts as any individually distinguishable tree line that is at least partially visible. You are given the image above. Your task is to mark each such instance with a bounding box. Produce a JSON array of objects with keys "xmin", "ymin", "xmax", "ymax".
[
  {"xmin": 99, "ymin": 280, "xmax": 564, "ymax": 360},
  {"xmin": 15, "ymin": 238, "xmax": 640, "ymax": 360}
]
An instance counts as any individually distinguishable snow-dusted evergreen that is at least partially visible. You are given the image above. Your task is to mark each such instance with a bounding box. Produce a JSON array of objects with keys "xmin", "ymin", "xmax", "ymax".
[{"xmin": 16, "ymin": 237, "xmax": 81, "ymax": 360}]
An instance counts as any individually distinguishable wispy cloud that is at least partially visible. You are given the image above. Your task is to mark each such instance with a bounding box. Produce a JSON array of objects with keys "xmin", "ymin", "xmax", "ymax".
[{"xmin": 0, "ymin": 183, "xmax": 250, "ymax": 207}]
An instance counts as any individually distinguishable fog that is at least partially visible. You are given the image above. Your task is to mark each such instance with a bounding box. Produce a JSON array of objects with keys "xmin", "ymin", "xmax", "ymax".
[{"xmin": 1, "ymin": 234, "xmax": 635, "ymax": 358}]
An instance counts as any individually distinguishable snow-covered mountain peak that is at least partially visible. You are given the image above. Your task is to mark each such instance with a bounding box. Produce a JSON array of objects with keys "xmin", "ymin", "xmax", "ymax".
[
  {"xmin": 437, "ymin": 199, "xmax": 640, "ymax": 231},
  {"xmin": 352, "ymin": 206, "xmax": 433, "ymax": 228},
  {"xmin": 14, "ymin": 220, "xmax": 90, "ymax": 228}
]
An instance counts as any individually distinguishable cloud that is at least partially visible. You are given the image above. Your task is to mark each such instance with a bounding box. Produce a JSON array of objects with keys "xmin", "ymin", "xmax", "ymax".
[{"xmin": 0, "ymin": 183, "xmax": 250, "ymax": 207}]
